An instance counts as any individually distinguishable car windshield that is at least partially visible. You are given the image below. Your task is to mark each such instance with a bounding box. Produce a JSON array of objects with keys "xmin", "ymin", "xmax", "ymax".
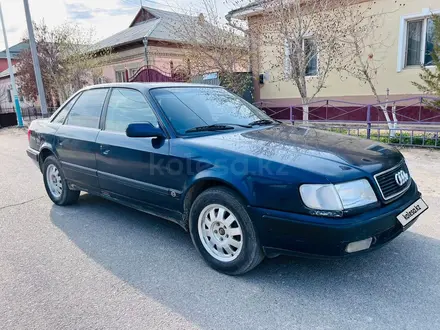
[{"xmin": 150, "ymin": 87, "xmax": 275, "ymax": 135}]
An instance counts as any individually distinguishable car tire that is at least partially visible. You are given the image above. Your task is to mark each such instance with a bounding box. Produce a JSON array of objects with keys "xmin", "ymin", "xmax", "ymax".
[
  {"xmin": 43, "ymin": 156, "xmax": 80, "ymax": 206},
  {"xmin": 189, "ymin": 186, "xmax": 264, "ymax": 275}
]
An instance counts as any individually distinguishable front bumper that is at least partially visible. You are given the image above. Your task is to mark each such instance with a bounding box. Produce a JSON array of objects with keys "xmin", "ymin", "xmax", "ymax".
[{"xmin": 249, "ymin": 180, "xmax": 422, "ymax": 258}]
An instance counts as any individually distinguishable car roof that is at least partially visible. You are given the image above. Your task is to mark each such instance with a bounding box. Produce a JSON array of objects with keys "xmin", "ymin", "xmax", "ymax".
[{"xmin": 81, "ymin": 82, "xmax": 223, "ymax": 93}]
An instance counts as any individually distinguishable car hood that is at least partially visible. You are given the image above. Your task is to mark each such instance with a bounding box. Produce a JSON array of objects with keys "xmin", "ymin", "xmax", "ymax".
[{"xmin": 186, "ymin": 125, "xmax": 403, "ymax": 182}]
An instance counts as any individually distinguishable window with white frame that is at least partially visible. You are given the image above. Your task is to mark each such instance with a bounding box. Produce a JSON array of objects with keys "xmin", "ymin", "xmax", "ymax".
[
  {"xmin": 304, "ymin": 38, "xmax": 318, "ymax": 76},
  {"xmin": 285, "ymin": 37, "xmax": 318, "ymax": 77},
  {"xmin": 405, "ymin": 17, "xmax": 434, "ymax": 67},
  {"xmin": 115, "ymin": 70, "xmax": 127, "ymax": 83},
  {"xmin": 129, "ymin": 68, "xmax": 139, "ymax": 78}
]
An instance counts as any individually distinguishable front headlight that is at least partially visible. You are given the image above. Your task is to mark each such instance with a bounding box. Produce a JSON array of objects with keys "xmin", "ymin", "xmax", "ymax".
[{"xmin": 300, "ymin": 179, "xmax": 377, "ymax": 211}]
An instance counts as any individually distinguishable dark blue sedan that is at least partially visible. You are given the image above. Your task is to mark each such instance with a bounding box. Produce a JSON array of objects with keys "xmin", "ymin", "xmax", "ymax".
[{"xmin": 27, "ymin": 83, "xmax": 427, "ymax": 275}]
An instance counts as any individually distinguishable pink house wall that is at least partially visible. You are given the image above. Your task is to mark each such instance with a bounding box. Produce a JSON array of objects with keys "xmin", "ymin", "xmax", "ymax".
[{"xmin": 100, "ymin": 44, "xmax": 187, "ymax": 83}]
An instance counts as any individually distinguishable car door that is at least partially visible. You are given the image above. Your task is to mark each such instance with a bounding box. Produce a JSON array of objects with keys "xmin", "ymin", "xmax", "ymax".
[
  {"xmin": 95, "ymin": 87, "xmax": 177, "ymax": 211},
  {"xmin": 56, "ymin": 88, "xmax": 109, "ymax": 193}
]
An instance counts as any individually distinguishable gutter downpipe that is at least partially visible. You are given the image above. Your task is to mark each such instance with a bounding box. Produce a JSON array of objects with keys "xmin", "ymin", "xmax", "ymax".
[
  {"xmin": 143, "ymin": 37, "xmax": 149, "ymax": 66},
  {"xmin": 143, "ymin": 37, "xmax": 149, "ymax": 82}
]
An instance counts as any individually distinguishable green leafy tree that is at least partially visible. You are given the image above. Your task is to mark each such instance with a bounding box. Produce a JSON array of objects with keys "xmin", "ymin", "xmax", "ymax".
[{"xmin": 412, "ymin": 15, "xmax": 440, "ymax": 108}]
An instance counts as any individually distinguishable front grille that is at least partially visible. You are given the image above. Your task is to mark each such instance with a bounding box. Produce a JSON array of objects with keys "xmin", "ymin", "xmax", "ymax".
[{"xmin": 374, "ymin": 162, "xmax": 411, "ymax": 201}]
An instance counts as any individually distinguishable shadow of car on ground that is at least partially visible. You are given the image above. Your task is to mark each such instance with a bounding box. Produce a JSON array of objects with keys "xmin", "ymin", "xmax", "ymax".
[{"xmin": 51, "ymin": 194, "xmax": 440, "ymax": 329}]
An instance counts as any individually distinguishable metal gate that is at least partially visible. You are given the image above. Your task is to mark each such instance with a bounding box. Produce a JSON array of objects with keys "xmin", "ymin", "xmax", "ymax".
[{"xmin": 129, "ymin": 66, "xmax": 187, "ymax": 83}]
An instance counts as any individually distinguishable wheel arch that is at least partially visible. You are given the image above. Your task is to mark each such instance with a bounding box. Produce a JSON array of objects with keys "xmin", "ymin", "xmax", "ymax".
[
  {"xmin": 181, "ymin": 177, "xmax": 251, "ymax": 230},
  {"xmin": 38, "ymin": 145, "xmax": 56, "ymax": 172}
]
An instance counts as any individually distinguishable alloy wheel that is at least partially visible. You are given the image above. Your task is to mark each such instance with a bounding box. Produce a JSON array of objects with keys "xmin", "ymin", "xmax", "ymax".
[
  {"xmin": 198, "ymin": 204, "xmax": 243, "ymax": 262},
  {"xmin": 46, "ymin": 164, "xmax": 63, "ymax": 199}
]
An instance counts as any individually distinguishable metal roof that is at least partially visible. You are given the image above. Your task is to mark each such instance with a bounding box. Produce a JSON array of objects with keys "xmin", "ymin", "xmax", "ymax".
[
  {"xmin": 226, "ymin": 1, "xmax": 264, "ymax": 19},
  {"xmin": 0, "ymin": 41, "xmax": 29, "ymax": 59},
  {"xmin": 93, "ymin": 6, "xmax": 197, "ymax": 50}
]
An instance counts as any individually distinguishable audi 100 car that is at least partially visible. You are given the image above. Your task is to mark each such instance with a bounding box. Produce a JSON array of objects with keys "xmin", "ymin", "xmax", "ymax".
[{"xmin": 27, "ymin": 83, "xmax": 428, "ymax": 275}]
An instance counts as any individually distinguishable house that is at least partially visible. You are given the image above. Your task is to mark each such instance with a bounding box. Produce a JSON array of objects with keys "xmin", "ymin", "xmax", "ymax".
[
  {"xmin": 0, "ymin": 41, "xmax": 30, "ymax": 111},
  {"xmin": 94, "ymin": 6, "xmax": 196, "ymax": 83},
  {"xmin": 0, "ymin": 41, "xmax": 29, "ymax": 73},
  {"xmin": 0, "ymin": 65, "xmax": 34, "ymax": 111},
  {"xmin": 228, "ymin": 0, "xmax": 438, "ymax": 108}
]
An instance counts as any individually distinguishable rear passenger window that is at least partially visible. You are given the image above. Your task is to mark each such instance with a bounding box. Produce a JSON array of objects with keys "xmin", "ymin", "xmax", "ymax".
[
  {"xmin": 52, "ymin": 93, "xmax": 81, "ymax": 124},
  {"xmin": 105, "ymin": 88, "xmax": 158, "ymax": 133},
  {"xmin": 66, "ymin": 89, "xmax": 108, "ymax": 128}
]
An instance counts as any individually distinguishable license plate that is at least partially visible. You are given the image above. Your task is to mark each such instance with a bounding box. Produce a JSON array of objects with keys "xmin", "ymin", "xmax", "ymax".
[{"xmin": 397, "ymin": 198, "xmax": 428, "ymax": 227}]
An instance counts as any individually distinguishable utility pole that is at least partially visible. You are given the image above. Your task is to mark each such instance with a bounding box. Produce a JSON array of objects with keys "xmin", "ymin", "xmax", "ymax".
[
  {"xmin": 0, "ymin": 3, "xmax": 23, "ymax": 126},
  {"xmin": 23, "ymin": 0, "xmax": 48, "ymax": 116}
]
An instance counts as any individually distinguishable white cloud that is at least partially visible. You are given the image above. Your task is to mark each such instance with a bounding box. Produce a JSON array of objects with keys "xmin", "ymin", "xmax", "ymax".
[{"xmin": 0, "ymin": 0, "xmax": 67, "ymax": 49}]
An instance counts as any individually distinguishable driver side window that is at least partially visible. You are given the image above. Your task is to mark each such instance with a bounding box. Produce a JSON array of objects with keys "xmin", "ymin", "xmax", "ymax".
[{"xmin": 105, "ymin": 88, "xmax": 159, "ymax": 133}]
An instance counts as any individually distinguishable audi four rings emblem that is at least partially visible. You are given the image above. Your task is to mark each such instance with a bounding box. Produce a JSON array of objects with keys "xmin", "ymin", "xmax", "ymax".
[{"xmin": 395, "ymin": 170, "xmax": 409, "ymax": 186}]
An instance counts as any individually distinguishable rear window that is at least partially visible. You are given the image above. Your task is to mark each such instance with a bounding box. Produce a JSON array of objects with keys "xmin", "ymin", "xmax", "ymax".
[
  {"xmin": 65, "ymin": 89, "xmax": 108, "ymax": 129},
  {"xmin": 51, "ymin": 93, "xmax": 81, "ymax": 124}
]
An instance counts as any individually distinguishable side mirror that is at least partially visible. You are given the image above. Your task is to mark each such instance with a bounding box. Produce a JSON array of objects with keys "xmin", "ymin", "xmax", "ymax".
[{"xmin": 126, "ymin": 122, "xmax": 165, "ymax": 138}]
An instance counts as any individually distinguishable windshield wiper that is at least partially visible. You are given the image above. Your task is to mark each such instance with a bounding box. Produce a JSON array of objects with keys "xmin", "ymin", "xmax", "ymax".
[
  {"xmin": 248, "ymin": 119, "xmax": 280, "ymax": 126},
  {"xmin": 185, "ymin": 124, "xmax": 235, "ymax": 133},
  {"xmin": 216, "ymin": 123, "xmax": 252, "ymax": 128}
]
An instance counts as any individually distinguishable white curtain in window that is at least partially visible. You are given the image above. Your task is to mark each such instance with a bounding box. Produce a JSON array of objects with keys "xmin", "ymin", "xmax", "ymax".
[
  {"xmin": 304, "ymin": 38, "xmax": 318, "ymax": 76},
  {"xmin": 406, "ymin": 20, "xmax": 423, "ymax": 66}
]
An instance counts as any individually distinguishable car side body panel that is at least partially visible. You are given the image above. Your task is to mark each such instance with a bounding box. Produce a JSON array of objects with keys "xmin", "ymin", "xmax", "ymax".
[
  {"xmin": 95, "ymin": 130, "xmax": 180, "ymax": 210},
  {"xmin": 55, "ymin": 125, "xmax": 101, "ymax": 193}
]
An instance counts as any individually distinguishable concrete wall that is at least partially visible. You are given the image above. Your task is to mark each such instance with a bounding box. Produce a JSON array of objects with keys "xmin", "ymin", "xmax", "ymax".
[{"xmin": 249, "ymin": 0, "xmax": 439, "ymax": 105}]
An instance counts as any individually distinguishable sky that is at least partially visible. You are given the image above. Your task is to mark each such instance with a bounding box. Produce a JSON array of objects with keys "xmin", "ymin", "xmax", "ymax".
[{"xmin": 0, "ymin": 0, "xmax": 240, "ymax": 50}]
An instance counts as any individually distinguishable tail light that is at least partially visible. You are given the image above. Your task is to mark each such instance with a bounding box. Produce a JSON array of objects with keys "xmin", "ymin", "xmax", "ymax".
[{"xmin": 28, "ymin": 129, "xmax": 32, "ymax": 142}]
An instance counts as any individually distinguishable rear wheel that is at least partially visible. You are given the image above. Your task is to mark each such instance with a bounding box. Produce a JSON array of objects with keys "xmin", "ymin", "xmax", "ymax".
[
  {"xmin": 43, "ymin": 156, "xmax": 80, "ymax": 206},
  {"xmin": 189, "ymin": 187, "xmax": 264, "ymax": 275}
]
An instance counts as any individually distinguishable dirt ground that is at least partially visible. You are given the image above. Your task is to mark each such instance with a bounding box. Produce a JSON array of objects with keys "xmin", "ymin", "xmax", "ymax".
[{"xmin": 400, "ymin": 148, "xmax": 440, "ymax": 196}]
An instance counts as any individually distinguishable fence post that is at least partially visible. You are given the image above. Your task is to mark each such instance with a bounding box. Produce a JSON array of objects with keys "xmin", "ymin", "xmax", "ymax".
[
  {"xmin": 326, "ymin": 100, "xmax": 329, "ymax": 120},
  {"xmin": 366, "ymin": 105, "xmax": 371, "ymax": 139},
  {"xmin": 419, "ymin": 97, "xmax": 422, "ymax": 122},
  {"xmin": 290, "ymin": 106, "xmax": 293, "ymax": 124}
]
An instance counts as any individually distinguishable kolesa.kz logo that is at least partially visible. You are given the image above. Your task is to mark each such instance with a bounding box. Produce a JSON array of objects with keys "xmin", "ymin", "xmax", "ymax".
[{"xmin": 402, "ymin": 204, "xmax": 421, "ymax": 220}]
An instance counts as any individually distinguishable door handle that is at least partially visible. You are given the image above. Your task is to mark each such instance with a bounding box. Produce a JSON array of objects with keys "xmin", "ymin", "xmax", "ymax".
[{"xmin": 100, "ymin": 145, "xmax": 110, "ymax": 156}]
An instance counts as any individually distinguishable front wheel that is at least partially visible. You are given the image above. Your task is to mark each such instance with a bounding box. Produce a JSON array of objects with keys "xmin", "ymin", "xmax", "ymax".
[
  {"xmin": 189, "ymin": 187, "xmax": 264, "ymax": 275},
  {"xmin": 43, "ymin": 156, "xmax": 80, "ymax": 206}
]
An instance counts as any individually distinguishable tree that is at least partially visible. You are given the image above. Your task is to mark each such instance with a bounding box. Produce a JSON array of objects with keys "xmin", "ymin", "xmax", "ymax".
[
  {"xmin": 15, "ymin": 21, "xmax": 112, "ymax": 106},
  {"xmin": 338, "ymin": 1, "xmax": 405, "ymax": 135},
  {"xmin": 254, "ymin": 0, "xmax": 351, "ymax": 121},
  {"xmin": 412, "ymin": 15, "xmax": 440, "ymax": 109},
  {"xmin": 171, "ymin": 0, "xmax": 251, "ymax": 96}
]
